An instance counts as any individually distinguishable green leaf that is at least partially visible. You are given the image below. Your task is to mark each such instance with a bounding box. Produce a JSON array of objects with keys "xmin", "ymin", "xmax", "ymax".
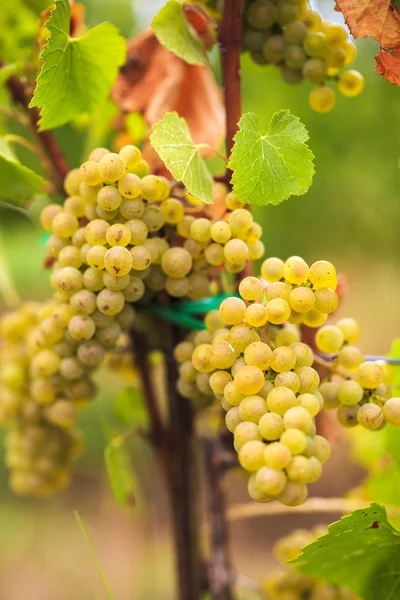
[
  {"xmin": 114, "ymin": 385, "xmax": 148, "ymax": 429},
  {"xmin": 0, "ymin": 138, "xmax": 46, "ymax": 204},
  {"xmin": 150, "ymin": 112, "xmax": 213, "ymax": 203},
  {"xmin": 227, "ymin": 111, "xmax": 315, "ymax": 206},
  {"xmin": 104, "ymin": 437, "xmax": 135, "ymax": 507},
  {"xmin": 152, "ymin": 0, "xmax": 207, "ymax": 66},
  {"xmin": 29, "ymin": 0, "xmax": 126, "ymax": 131},
  {"xmin": 293, "ymin": 503, "xmax": 400, "ymax": 600}
]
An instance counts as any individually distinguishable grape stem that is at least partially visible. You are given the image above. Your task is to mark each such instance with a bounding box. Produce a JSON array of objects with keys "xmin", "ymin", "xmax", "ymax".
[{"xmin": 0, "ymin": 59, "xmax": 70, "ymax": 191}]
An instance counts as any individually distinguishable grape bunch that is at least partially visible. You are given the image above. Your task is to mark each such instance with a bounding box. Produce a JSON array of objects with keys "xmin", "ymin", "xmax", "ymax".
[
  {"xmin": 242, "ymin": 0, "xmax": 364, "ymax": 112},
  {"xmin": 175, "ymin": 274, "xmax": 332, "ymax": 506},
  {"xmin": 315, "ymin": 321, "xmax": 400, "ymax": 430},
  {"xmin": 262, "ymin": 526, "xmax": 359, "ymax": 599}
]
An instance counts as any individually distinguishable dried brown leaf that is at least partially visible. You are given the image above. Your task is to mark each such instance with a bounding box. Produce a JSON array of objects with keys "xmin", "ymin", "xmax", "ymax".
[
  {"xmin": 375, "ymin": 45, "xmax": 400, "ymax": 83},
  {"xmin": 335, "ymin": 0, "xmax": 400, "ymax": 47}
]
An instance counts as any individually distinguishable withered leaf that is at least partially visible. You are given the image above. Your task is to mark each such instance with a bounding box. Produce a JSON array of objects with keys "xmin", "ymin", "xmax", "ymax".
[
  {"xmin": 335, "ymin": 0, "xmax": 400, "ymax": 47},
  {"xmin": 375, "ymin": 45, "xmax": 400, "ymax": 84}
]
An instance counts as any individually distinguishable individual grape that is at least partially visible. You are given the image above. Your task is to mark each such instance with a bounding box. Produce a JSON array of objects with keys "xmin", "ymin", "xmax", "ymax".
[
  {"xmin": 46, "ymin": 235, "xmax": 68, "ymax": 258},
  {"xmin": 83, "ymin": 267, "xmax": 104, "ymax": 292},
  {"xmin": 224, "ymin": 381, "xmax": 245, "ymax": 406},
  {"xmin": 245, "ymin": 304, "xmax": 268, "ymax": 328},
  {"xmin": 224, "ymin": 260, "xmax": 246, "ymax": 274},
  {"xmin": 309, "ymin": 86, "xmax": 336, "ymax": 113},
  {"xmin": 280, "ymin": 428, "xmax": 307, "ymax": 454},
  {"xmin": 255, "ymin": 466, "xmax": 286, "ymax": 496},
  {"xmin": 302, "ymin": 10, "xmax": 322, "ymax": 32},
  {"xmin": 263, "ymin": 442, "xmax": 292, "ymax": 470},
  {"xmin": 95, "ymin": 322, "xmax": 121, "ymax": 347},
  {"xmin": 304, "ymin": 32, "xmax": 328, "ymax": 58},
  {"xmin": 286, "ymin": 456, "xmax": 312, "ymax": 483},
  {"xmin": 246, "ymin": 0, "xmax": 277, "ymax": 30},
  {"xmin": 96, "ymin": 206, "xmax": 119, "ymax": 221},
  {"xmin": 210, "ymin": 341, "xmax": 238, "ymax": 369},
  {"xmin": 357, "ymin": 403, "xmax": 384, "ymax": 430},
  {"xmin": 277, "ymin": 2, "xmax": 299, "ymax": 26},
  {"xmin": 96, "ymin": 289, "xmax": 125, "ymax": 316},
  {"xmin": 315, "ymin": 325, "xmax": 344, "ymax": 353},
  {"xmin": 302, "ymin": 309, "xmax": 327, "ymax": 328},
  {"xmin": 70, "ymin": 289, "xmax": 97, "ymax": 315},
  {"xmin": 243, "ymin": 28, "xmax": 268, "ymax": 53},
  {"xmin": 295, "ymin": 366, "xmax": 320, "ymax": 394},
  {"xmin": 165, "ymin": 277, "xmax": 189, "ymax": 298},
  {"xmin": 86, "ymin": 245, "xmax": 107, "ymax": 269},
  {"xmin": 234, "ymin": 365, "xmax": 265, "ymax": 395},
  {"xmin": 97, "ymin": 186, "xmax": 122, "ymax": 212},
  {"xmin": 160, "ymin": 198, "xmax": 184, "ymax": 225},
  {"xmin": 326, "ymin": 46, "xmax": 346, "ymax": 70},
  {"xmin": 139, "ymin": 175, "xmax": 166, "ymax": 201},
  {"xmin": 80, "ymin": 182, "xmax": 101, "ymax": 203},
  {"xmin": 191, "ymin": 344, "xmax": 213, "ymax": 373},
  {"xmin": 338, "ymin": 70, "xmax": 365, "ymax": 97},
  {"xmin": 289, "ymin": 342, "xmax": 313, "ymax": 368},
  {"xmin": 309, "ymin": 260, "xmax": 337, "ymax": 290},
  {"xmin": 231, "ymin": 357, "xmax": 246, "ymax": 378},
  {"xmin": 275, "ymin": 371, "xmax": 301, "ymax": 394},
  {"xmin": 247, "ymin": 474, "xmax": 272, "ymax": 502},
  {"xmin": 284, "ymin": 21, "xmax": 308, "ymax": 46},
  {"xmin": 246, "ymin": 222, "xmax": 262, "ymax": 243},
  {"xmin": 116, "ymin": 173, "xmax": 142, "ymax": 199},
  {"xmin": 77, "ymin": 340, "xmax": 105, "ymax": 367},
  {"xmin": 40, "ymin": 204, "xmax": 63, "ymax": 231},
  {"xmin": 46, "ymin": 400, "xmax": 77, "ymax": 428},
  {"xmin": 278, "ymin": 481, "xmax": 308, "ymax": 506},
  {"xmin": 267, "ymin": 298, "xmax": 291, "ymax": 325},
  {"xmin": 229, "ymin": 323, "xmax": 260, "ymax": 353},
  {"xmin": 342, "ymin": 40, "xmax": 357, "ymax": 66},
  {"xmin": 285, "ymin": 45, "xmax": 306, "ymax": 69},
  {"xmin": 219, "ymin": 297, "xmax": 246, "ymax": 325},
  {"xmin": 318, "ymin": 381, "xmax": 340, "ymax": 409},
  {"xmin": 338, "ymin": 404, "xmax": 359, "ymax": 427},
  {"xmin": 267, "ymin": 386, "xmax": 298, "ymax": 415},
  {"xmin": 80, "ymin": 161, "xmax": 103, "ymax": 186},
  {"xmin": 144, "ymin": 238, "xmax": 168, "ymax": 264},
  {"xmin": 338, "ymin": 346, "xmax": 364, "ymax": 369},
  {"xmin": 205, "ymin": 310, "xmax": 225, "ymax": 333},
  {"xmin": 106, "ymin": 223, "xmax": 131, "ymax": 247},
  {"xmin": 187, "ymin": 273, "xmax": 210, "ymax": 299},
  {"xmin": 104, "ymin": 247, "xmax": 133, "ymax": 277},
  {"xmin": 210, "ymin": 221, "xmax": 232, "ymax": 244},
  {"xmin": 283, "ymin": 406, "xmax": 313, "ymax": 432},
  {"xmin": 234, "ymin": 421, "xmax": 262, "ymax": 450},
  {"xmin": 31, "ymin": 349, "xmax": 61, "ymax": 377},
  {"xmin": 283, "ymin": 256, "xmax": 309, "ymax": 285},
  {"xmin": 89, "ymin": 147, "xmax": 110, "ymax": 162},
  {"xmin": 160, "ymin": 247, "xmax": 192, "ymax": 278},
  {"xmin": 130, "ymin": 246, "xmax": 152, "ymax": 271},
  {"xmin": 60, "ymin": 357, "xmax": 85, "ymax": 381},
  {"xmin": 30, "ymin": 378, "xmax": 56, "ymax": 404},
  {"xmin": 143, "ymin": 205, "xmax": 165, "ymax": 232},
  {"xmin": 336, "ymin": 318, "xmax": 360, "ymax": 343},
  {"xmin": 271, "ymin": 346, "xmax": 296, "ymax": 373},
  {"xmin": 281, "ymin": 65, "xmax": 303, "ymax": 84},
  {"xmin": 224, "ymin": 238, "xmax": 249, "ymax": 265},
  {"xmin": 209, "ymin": 371, "xmax": 232, "ymax": 395},
  {"xmin": 52, "ymin": 212, "xmax": 79, "ymax": 239},
  {"xmin": 124, "ymin": 219, "xmax": 148, "ymax": 247},
  {"xmin": 64, "ymin": 195, "xmax": 85, "ymax": 218},
  {"xmin": 239, "ymin": 276, "xmax": 263, "ymax": 301},
  {"xmin": 228, "ymin": 209, "xmax": 253, "ymax": 236},
  {"xmin": 64, "ymin": 168, "xmax": 81, "ymax": 195},
  {"xmin": 225, "ymin": 407, "xmax": 242, "ymax": 432},
  {"xmin": 118, "ymin": 144, "xmax": 141, "ymax": 169},
  {"xmin": 312, "ymin": 435, "xmax": 331, "ymax": 464},
  {"xmin": 313, "ymin": 287, "xmax": 338, "ymax": 313},
  {"xmin": 85, "ymin": 219, "xmax": 109, "ymax": 246},
  {"xmin": 189, "ymin": 218, "xmax": 212, "ymax": 243},
  {"xmin": 55, "ymin": 267, "xmax": 83, "ymax": 293},
  {"xmin": 98, "ymin": 153, "xmax": 126, "ymax": 182},
  {"xmin": 289, "ymin": 287, "xmax": 315, "ymax": 313},
  {"xmin": 239, "ymin": 395, "xmax": 267, "ymax": 423},
  {"xmin": 204, "ymin": 243, "xmax": 224, "ymax": 266},
  {"xmin": 303, "ymin": 58, "xmax": 327, "ymax": 83},
  {"xmin": 58, "ymin": 245, "xmax": 83, "ymax": 268},
  {"xmin": 383, "ymin": 398, "xmax": 400, "ymax": 426},
  {"xmin": 247, "ymin": 240, "xmax": 265, "ymax": 260},
  {"xmin": 266, "ymin": 282, "xmax": 292, "ymax": 302},
  {"xmin": 357, "ymin": 362, "xmax": 384, "ymax": 389},
  {"xmin": 179, "ymin": 360, "xmax": 197, "ymax": 383},
  {"xmin": 262, "ymin": 35, "xmax": 285, "ymax": 64},
  {"xmin": 239, "ymin": 440, "xmax": 266, "ymax": 471},
  {"xmin": 258, "ymin": 412, "xmax": 284, "ymax": 441},
  {"xmin": 68, "ymin": 315, "xmax": 96, "ymax": 341},
  {"xmin": 244, "ymin": 341, "xmax": 272, "ymax": 370},
  {"xmin": 120, "ymin": 198, "xmax": 145, "ymax": 220},
  {"xmin": 298, "ymin": 393, "xmax": 321, "ymax": 416}
]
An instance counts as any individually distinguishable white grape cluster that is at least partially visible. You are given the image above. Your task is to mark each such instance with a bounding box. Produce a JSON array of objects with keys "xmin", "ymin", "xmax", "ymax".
[
  {"xmin": 315, "ymin": 321, "xmax": 400, "ymax": 430},
  {"xmin": 175, "ymin": 273, "xmax": 332, "ymax": 506},
  {"xmin": 262, "ymin": 526, "xmax": 359, "ymax": 599}
]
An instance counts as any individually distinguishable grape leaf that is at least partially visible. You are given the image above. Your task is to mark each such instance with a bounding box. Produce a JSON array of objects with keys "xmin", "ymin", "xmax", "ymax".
[
  {"xmin": 114, "ymin": 385, "xmax": 148, "ymax": 429},
  {"xmin": 105, "ymin": 436, "xmax": 135, "ymax": 507},
  {"xmin": 29, "ymin": 0, "xmax": 126, "ymax": 131},
  {"xmin": 0, "ymin": 138, "xmax": 46, "ymax": 204},
  {"xmin": 227, "ymin": 111, "xmax": 314, "ymax": 207},
  {"xmin": 152, "ymin": 0, "xmax": 207, "ymax": 66},
  {"xmin": 150, "ymin": 112, "xmax": 213, "ymax": 203},
  {"xmin": 293, "ymin": 503, "xmax": 400, "ymax": 599}
]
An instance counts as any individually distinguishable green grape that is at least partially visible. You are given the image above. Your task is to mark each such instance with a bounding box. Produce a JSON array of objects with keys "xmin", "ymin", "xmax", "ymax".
[
  {"xmin": 342, "ymin": 40, "xmax": 357, "ymax": 66},
  {"xmin": 309, "ymin": 260, "xmax": 337, "ymax": 290},
  {"xmin": 259, "ymin": 380, "xmax": 275, "ymax": 399},
  {"xmin": 118, "ymin": 145, "xmax": 141, "ymax": 169},
  {"xmin": 309, "ymin": 85, "xmax": 336, "ymax": 113},
  {"xmin": 357, "ymin": 361, "xmax": 384, "ymax": 389},
  {"xmin": 284, "ymin": 21, "xmax": 308, "ymax": 45},
  {"xmin": 245, "ymin": 304, "xmax": 268, "ymax": 328},
  {"xmin": 187, "ymin": 273, "xmax": 210, "ymax": 299},
  {"xmin": 58, "ymin": 245, "xmax": 83, "ymax": 269},
  {"xmin": 117, "ymin": 173, "xmax": 142, "ymax": 199},
  {"xmin": 246, "ymin": 0, "xmax": 277, "ymax": 30},
  {"xmin": 275, "ymin": 371, "xmax": 301, "ymax": 394},
  {"xmin": 255, "ymin": 466, "xmax": 286, "ymax": 496},
  {"xmin": 219, "ymin": 297, "xmax": 246, "ymax": 325},
  {"xmin": 338, "ymin": 345, "xmax": 364, "ymax": 369},
  {"xmin": 313, "ymin": 287, "xmax": 338, "ymax": 313},
  {"xmin": 263, "ymin": 441, "xmax": 292, "ymax": 470},
  {"xmin": 130, "ymin": 246, "xmax": 152, "ymax": 271},
  {"xmin": 289, "ymin": 342, "xmax": 313, "ymax": 368},
  {"xmin": 234, "ymin": 421, "xmax": 262, "ymax": 450},
  {"xmin": 96, "ymin": 289, "xmax": 125, "ymax": 316},
  {"xmin": 260, "ymin": 257, "xmax": 284, "ymax": 284},
  {"xmin": 104, "ymin": 246, "xmax": 134, "ymax": 277},
  {"xmin": 302, "ymin": 309, "xmax": 327, "ymax": 328},
  {"xmin": 224, "ymin": 238, "xmax": 249, "ymax": 264},
  {"xmin": 160, "ymin": 198, "xmax": 184, "ymax": 225},
  {"xmin": 283, "ymin": 256, "xmax": 309, "ymax": 285},
  {"xmin": 283, "ymin": 406, "xmax": 313, "ymax": 433},
  {"xmin": 337, "ymin": 404, "xmax": 359, "ymax": 427},
  {"xmin": 281, "ymin": 66, "xmax": 303, "ymax": 84},
  {"xmin": 64, "ymin": 168, "xmax": 81, "ymax": 195},
  {"xmin": 161, "ymin": 247, "xmax": 192, "ymax": 278},
  {"xmin": 239, "ymin": 276, "xmax": 263, "ymax": 301},
  {"xmin": 286, "ymin": 455, "xmax": 313, "ymax": 483},
  {"xmin": 285, "ymin": 45, "xmax": 306, "ymax": 69},
  {"xmin": 52, "ymin": 212, "xmax": 79, "ymax": 239},
  {"xmin": 243, "ymin": 28, "xmax": 268, "ymax": 52},
  {"xmin": 244, "ymin": 341, "xmax": 272, "ymax": 370},
  {"xmin": 85, "ymin": 204, "xmax": 98, "ymax": 221},
  {"xmin": 80, "ymin": 160, "xmax": 103, "ymax": 186},
  {"xmin": 205, "ymin": 310, "xmax": 225, "ymax": 333},
  {"xmin": 262, "ymin": 35, "xmax": 285, "ymax": 63},
  {"xmin": 295, "ymin": 366, "xmax": 320, "ymax": 394},
  {"xmin": 289, "ymin": 287, "xmax": 315, "ymax": 313},
  {"xmin": 267, "ymin": 298, "xmax": 291, "ymax": 325},
  {"xmin": 336, "ymin": 318, "xmax": 360, "ymax": 343},
  {"xmin": 302, "ymin": 9, "xmax": 322, "ymax": 32},
  {"xmin": 46, "ymin": 235, "xmax": 68, "ymax": 258},
  {"xmin": 279, "ymin": 480, "xmax": 308, "ymax": 506},
  {"xmin": 267, "ymin": 386, "xmax": 298, "ymax": 415},
  {"xmin": 55, "ymin": 267, "xmax": 83, "ymax": 293},
  {"xmin": 98, "ymin": 153, "xmax": 126, "ymax": 182},
  {"xmin": 247, "ymin": 240, "xmax": 265, "ymax": 260},
  {"xmin": 210, "ymin": 221, "xmax": 232, "ymax": 244},
  {"xmin": 89, "ymin": 147, "xmax": 110, "ymax": 162},
  {"xmin": 318, "ymin": 381, "xmax": 340, "ymax": 409},
  {"xmin": 239, "ymin": 440, "xmax": 266, "ymax": 471},
  {"xmin": 303, "ymin": 58, "xmax": 330, "ymax": 83},
  {"xmin": 205, "ymin": 243, "xmax": 224, "ymax": 266},
  {"xmin": 85, "ymin": 219, "xmax": 110, "ymax": 246},
  {"xmin": 70, "ymin": 289, "xmax": 97, "ymax": 315},
  {"xmin": 45, "ymin": 400, "xmax": 77, "ymax": 428},
  {"xmin": 106, "ymin": 223, "xmax": 131, "ymax": 247},
  {"xmin": 228, "ymin": 209, "xmax": 253, "ymax": 236},
  {"xmin": 271, "ymin": 346, "xmax": 296, "ymax": 373},
  {"xmin": 190, "ymin": 218, "xmax": 212, "ymax": 243},
  {"xmin": 357, "ymin": 402, "xmax": 384, "ymax": 430},
  {"xmin": 95, "ymin": 322, "xmax": 121, "ymax": 347},
  {"xmin": 86, "ymin": 245, "xmax": 107, "ymax": 269},
  {"xmin": 231, "ymin": 357, "xmax": 246, "ymax": 378},
  {"xmin": 120, "ymin": 198, "xmax": 145, "ymax": 220},
  {"xmin": 224, "ymin": 381, "xmax": 245, "ymax": 406},
  {"xmin": 192, "ymin": 344, "xmax": 214, "ymax": 373},
  {"xmin": 96, "ymin": 206, "xmax": 119, "ymax": 221},
  {"xmin": 97, "ymin": 186, "xmax": 122, "ymax": 212},
  {"xmin": 280, "ymin": 428, "xmax": 307, "ymax": 454},
  {"xmin": 234, "ymin": 365, "xmax": 265, "ymax": 395},
  {"xmin": 315, "ymin": 325, "xmax": 344, "ymax": 353},
  {"xmin": 310, "ymin": 435, "xmax": 331, "ymax": 464},
  {"xmin": 209, "ymin": 371, "xmax": 232, "ymax": 395},
  {"xmin": 174, "ymin": 341, "xmax": 194, "ymax": 363},
  {"xmin": 383, "ymin": 398, "xmax": 400, "ymax": 426},
  {"xmin": 307, "ymin": 456, "xmax": 322, "ymax": 483},
  {"xmin": 30, "ymin": 378, "xmax": 56, "ymax": 404},
  {"xmin": 229, "ymin": 323, "xmax": 260, "ymax": 352},
  {"xmin": 179, "ymin": 360, "xmax": 197, "ymax": 383},
  {"xmin": 298, "ymin": 393, "xmax": 321, "ymax": 416},
  {"xmin": 142, "ymin": 205, "xmax": 165, "ymax": 232},
  {"xmin": 338, "ymin": 70, "xmax": 365, "ymax": 97},
  {"xmin": 40, "ymin": 204, "xmax": 63, "ymax": 231},
  {"xmin": 77, "ymin": 340, "xmax": 105, "ymax": 367},
  {"xmin": 277, "ymin": 2, "xmax": 298, "ymax": 25},
  {"xmin": 60, "ymin": 357, "xmax": 85, "ymax": 381},
  {"xmin": 31, "ymin": 349, "xmax": 61, "ymax": 377},
  {"xmin": 225, "ymin": 407, "xmax": 242, "ymax": 432},
  {"xmin": 210, "ymin": 341, "xmax": 238, "ymax": 369},
  {"xmin": 64, "ymin": 195, "xmax": 86, "ymax": 218},
  {"xmin": 304, "ymin": 32, "xmax": 328, "ymax": 58},
  {"xmin": 239, "ymin": 395, "xmax": 267, "ymax": 423},
  {"xmin": 68, "ymin": 315, "xmax": 96, "ymax": 341},
  {"xmin": 247, "ymin": 473, "xmax": 273, "ymax": 502},
  {"xmin": 80, "ymin": 182, "xmax": 101, "ymax": 203},
  {"xmin": 245, "ymin": 222, "xmax": 262, "ymax": 243},
  {"xmin": 140, "ymin": 175, "xmax": 166, "ymax": 201},
  {"xmin": 326, "ymin": 46, "xmax": 346, "ymax": 69},
  {"xmin": 165, "ymin": 277, "xmax": 189, "ymax": 298},
  {"xmin": 83, "ymin": 267, "xmax": 104, "ymax": 292},
  {"xmin": 258, "ymin": 412, "xmax": 284, "ymax": 441},
  {"xmin": 266, "ymin": 282, "xmax": 292, "ymax": 302}
]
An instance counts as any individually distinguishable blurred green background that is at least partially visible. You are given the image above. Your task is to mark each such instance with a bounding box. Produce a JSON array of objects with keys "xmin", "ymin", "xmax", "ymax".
[{"xmin": 0, "ymin": 0, "xmax": 399, "ymax": 598}]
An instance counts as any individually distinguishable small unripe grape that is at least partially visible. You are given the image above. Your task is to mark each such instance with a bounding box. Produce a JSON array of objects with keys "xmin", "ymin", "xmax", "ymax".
[
  {"xmin": 234, "ymin": 365, "xmax": 265, "ymax": 395},
  {"xmin": 245, "ymin": 303, "xmax": 268, "ymax": 327},
  {"xmin": 357, "ymin": 362, "xmax": 384, "ymax": 389},
  {"xmin": 119, "ymin": 145, "xmax": 141, "ymax": 169},
  {"xmin": 267, "ymin": 298, "xmax": 291, "ymax": 324},
  {"xmin": 52, "ymin": 212, "xmax": 79, "ymax": 238},
  {"xmin": 267, "ymin": 386, "xmax": 298, "ymax": 415},
  {"xmin": 117, "ymin": 173, "xmax": 142, "ymax": 198},
  {"xmin": 98, "ymin": 153, "xmax": 126, "ymax": 182},
  {"xmin": 40, "ymin": 204, "xmax": 63, "ymax": 231},
  {"xmin": 219, "ymin": 297, "xmax": 246, "ymax": 325},
  {"xmin": 210, "ymin": 221, "xmax": 232, "ymax": 244},
  {"xmin": 96, "ymin": 289, "xmax": 125, "ymax": 316},
  {"xmin": 255, "ymin": 466, "xmax": 286, "ymax": 496},
  {"xmin": 338, "ymin": 70, "xmax": 365, "ymax": 97},
  {"xmin": 80, "ymin": 161, "xmax": 103, "ymax": 185},
  {"xmin": 239, "ymin": 440, "xmax": 266, "ymax": 471}
]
